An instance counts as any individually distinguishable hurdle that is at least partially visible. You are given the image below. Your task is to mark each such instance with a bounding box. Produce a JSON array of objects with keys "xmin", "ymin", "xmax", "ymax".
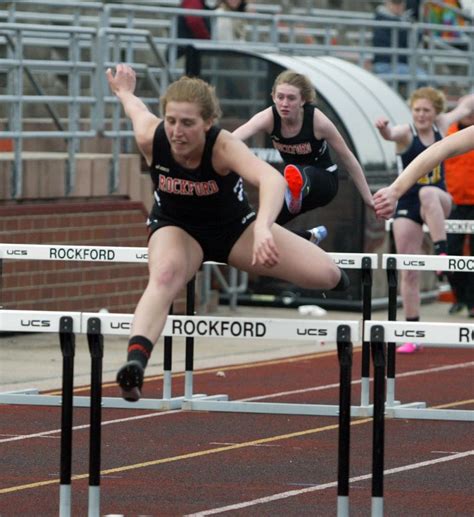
[
  {"xmin": 366, "ymin": 318, "xmax": 474, "ymax": 422},
  {"xmin": 0, "ymin": 243, "xmax": 221, "ymax": 410},
  {"xmin": 381, "ymin": 253, "xmax": 474, "ymax": 422},
  {"xmin": 0, "ymin": 309, "xmax": 359, "ymax": 517},
  {"xmin": 0, "ymin": 243, "xmax": 377, "ymax": 415},
  {"xmin": 182, "ymin": 253, "xmax": 377, "ymax": 417},
  {"xmin": 364, "ymin": 320, "xmax": 474, "ymax": 517}
]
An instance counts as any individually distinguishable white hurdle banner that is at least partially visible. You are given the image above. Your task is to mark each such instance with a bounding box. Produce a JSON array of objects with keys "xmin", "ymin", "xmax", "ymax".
[
  {"xmin": 364, "ymin": 320, "xmax": 474, "ymax": 349},
  {"xmin": 385, "ymin": 219, "xmax": 474, "ymax": 234},
  {"xmin": 382, "ymin": 253, "xmax": 473, "ymax": 273},
  {"xmin": 0, "ymin": 243, "xmax": 377, "ymax": 269},
  {"xmin": 0, "ymin": 310, "xmax": 360, "ymax": 342}
]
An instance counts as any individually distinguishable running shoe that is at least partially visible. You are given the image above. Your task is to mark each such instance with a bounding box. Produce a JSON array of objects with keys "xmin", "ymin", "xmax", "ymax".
[
  {"xmin": 397, "ymin": 342, "xmax": 423, "ymax": 354},
  {"xmin": 308, "ymin": 225, "xmax": 328, "ymax": 245},
  {"xmin": 284, "ymin": 164, "xmax": 306, "ymax": 214},
  {"xmin": 448, "ymin": 302, "xmax": 465, "ymax": 315},
  {"xmin": 116, "ymin": 360, "xmax": 144, "ymax": 402}
]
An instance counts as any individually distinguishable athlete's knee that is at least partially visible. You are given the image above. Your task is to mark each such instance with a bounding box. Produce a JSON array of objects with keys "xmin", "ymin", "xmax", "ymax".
[
  {"xmin": 331, "ymin": 267, "xmax": 350, "ymax": 292},
  {"xmin": 419, "ymin": 187, "xmax": 441, "ymax": 208},
  {"xmin": 149, "ymin": 259, "xmax": 187, "ymax": 291}
]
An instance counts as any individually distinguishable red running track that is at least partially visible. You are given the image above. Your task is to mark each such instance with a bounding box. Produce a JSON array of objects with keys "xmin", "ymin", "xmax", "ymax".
[{"xmin": 0, "ymin": 347, "xmax": 473, "ymax": 516}]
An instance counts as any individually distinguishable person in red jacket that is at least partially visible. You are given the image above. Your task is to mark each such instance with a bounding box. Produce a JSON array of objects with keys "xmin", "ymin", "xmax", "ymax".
[
  {"xmin": 444, "ymin": 113, "xmax": 474, "ymax": 317},
  {"xmin": 177, "ymin": 0, "xmax": 213, "ymax": 58}
]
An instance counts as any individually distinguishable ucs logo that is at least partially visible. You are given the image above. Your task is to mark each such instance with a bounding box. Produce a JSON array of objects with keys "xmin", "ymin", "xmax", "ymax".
[
  {"xmin": 402, "ymin": 260, "xmax": 425, "ymax": 267},
  {"xmin": 394, "ymin": 330, "xmax": 426, "ymax": 338},
  {"xmin": 334, "ymin": 258, "xmax": 355, "ymax": 266},
  {"xmin": 296, "ymin": 328, "xmax": 328, "ymax": 336},
  {"xmin": 110, "ymin": 321, "xmax": 131, "ymax": 330},
  {"xmin": 6, "ymin": 249, "xmax": 27, "ymax": 256},
  {"xmin": 20, "ymin": 319, "xmax": 51, "ymax": 327}
]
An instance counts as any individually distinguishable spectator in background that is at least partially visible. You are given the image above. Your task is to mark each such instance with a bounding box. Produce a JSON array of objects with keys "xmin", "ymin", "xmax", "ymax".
[
  {"xmin": 372, "ymin": 0, "xmax": 412, "ymax": 77},
  {"xmin": 176, "ymin": 0, "xmax": 213, "ymax": 58},
  {"xmin": 406, "ymin": 0, "xmax": 422, "ymax": 20},
  {"xmin": 444, "ymin": 113, "xmax": 474, "ymax": 318},
  {"xmin": 215, "ymin": 0, "xmax": 248, "ymax": 42},
  {"xmin": 423, "ymin": 0, "xmax": 466, "ymax": 41}
]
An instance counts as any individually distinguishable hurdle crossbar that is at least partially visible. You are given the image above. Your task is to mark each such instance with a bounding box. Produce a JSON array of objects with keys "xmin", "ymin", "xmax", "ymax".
[
  {"xmin": 382, "ymin": 253, "xmax": 474, "ymax": 273},
  {"xmin": 384, "ymin": 219, "xmax": 474, "ymax": 234}
]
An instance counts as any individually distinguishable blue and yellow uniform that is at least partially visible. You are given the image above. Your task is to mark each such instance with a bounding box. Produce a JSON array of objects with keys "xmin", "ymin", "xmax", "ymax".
[{"xmin": 395, "ymin": 124, "xmax": 446, "ymax": 225}]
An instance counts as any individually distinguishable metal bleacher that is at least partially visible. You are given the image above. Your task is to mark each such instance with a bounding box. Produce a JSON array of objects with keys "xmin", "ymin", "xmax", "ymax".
[{"xmin": 0, "ymin": 0, "xmax": 473, "ymax": 199}]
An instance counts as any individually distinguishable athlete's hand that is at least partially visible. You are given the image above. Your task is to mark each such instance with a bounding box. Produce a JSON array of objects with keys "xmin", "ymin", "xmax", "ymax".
[
  {"xmin": 373, "ymin": 186, "xmax": 397, "ymax": 219},
  {"xmin": 374, "ymin": 117, "xmax": 391, "ymax": 139},
  {"xmin": 106, "ymin": 64, "xmax": 137, "ymax": 96},
  {"xmin": 252, "ymin": 224, "xmax": 279, "ymax": 268}
]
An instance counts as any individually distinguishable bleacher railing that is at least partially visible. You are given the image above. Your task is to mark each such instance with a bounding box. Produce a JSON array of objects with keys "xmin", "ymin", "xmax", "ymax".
[{"xmin": 0, "ymin": 1, "xmax": 473, "ymax": 198}]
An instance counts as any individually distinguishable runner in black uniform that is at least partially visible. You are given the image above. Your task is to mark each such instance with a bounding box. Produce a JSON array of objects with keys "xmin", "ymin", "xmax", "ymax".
[
  {"xmin": 106, "ymin": 65, "xmax": 350, "ymax": 401},
  {"xmin": 147, "ymin": 122, "xmax": 255, "ymax": 263},
  {"xmin": 233, "ymin": 71, "xmax": 374, "ymax": 234},
  {"xmin": 375, "ymin": 86, "xmax": 474, "ymax": 354}
]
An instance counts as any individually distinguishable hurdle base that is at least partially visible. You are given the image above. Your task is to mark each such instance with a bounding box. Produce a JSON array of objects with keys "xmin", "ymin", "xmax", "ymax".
[
  {"xmin": 384, "ymin": 400, "xmax": 426, "ymax": 417},
  {"xmin": 181, "ymin": 399, "xmax": 375, "ymax": 417},
  {"xmin": 0, "ymin": 392, "xmax": 212, "ymax": 410},
  {"xmin": 386, "ymin": 406, "xmax": 474, "ymax": 422}
]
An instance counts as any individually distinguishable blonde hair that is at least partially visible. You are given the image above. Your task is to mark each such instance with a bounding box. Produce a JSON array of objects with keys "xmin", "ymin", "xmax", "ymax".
[
  {"xmin": 160, "ymin": 76, "xmax": 222, "ymax": 122},
  {"xmin": 409, "ymin": 87, "xmax": 446, "ymax": 115},
  {"xmin": 272, "ymin": 71, "xmax": 316, "ymax": 104}
]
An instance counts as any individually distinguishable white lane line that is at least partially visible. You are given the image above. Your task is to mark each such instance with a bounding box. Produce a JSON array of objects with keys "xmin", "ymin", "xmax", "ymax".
[
  {"xmin": 1, "ymin": 361, "xmax": 472, "ymax": 443},
  {"xmin": 241, "ymin": 361, "xmax": 474, "ymax": 401},
  {"xmin": 185, "ymin": 450, "xmax": 474, "ymax": 516},
  {"xmin": 0, "ymin": 409, "xmax": 175, "ymax": 443}
]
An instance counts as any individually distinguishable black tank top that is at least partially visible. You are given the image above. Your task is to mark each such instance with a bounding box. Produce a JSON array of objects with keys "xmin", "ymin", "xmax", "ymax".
[
  {"xmin": 398, "ymin": 124, "xmax": 446, "ymax": 194},
  {"xmin": 149, "ymin": 122, "xmax": 252, "ymax": 225},
  {"xmin": 270, "ymin": 104, "xmax": 334, "ymax": 169}
]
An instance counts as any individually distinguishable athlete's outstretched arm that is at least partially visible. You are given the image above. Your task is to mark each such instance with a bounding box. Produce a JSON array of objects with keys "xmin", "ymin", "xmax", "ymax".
[
  {"xmin": 374, "ymin": 125, "xmax": 474, "ymax": 219},
  {"xmin": 232, "ymin": 108, "xmax": 273, "ymax": 141},
  {"xmin": 316, "ymin": 111, "xmax": 374, "ymax": 209},
  {"xmin": 214, "ymin": 130, "xmax": 286, "ymax": 267},
  {"xmin": 106, "ymin": 64, "xmax": 160, "ymax": 165},
  {"xmin": 436, "ymin": 93, "xmax": 474, "ymax": 134}
]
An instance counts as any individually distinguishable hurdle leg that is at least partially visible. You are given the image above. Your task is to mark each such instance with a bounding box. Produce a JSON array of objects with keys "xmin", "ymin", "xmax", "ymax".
[
  {"xmin": 370, "ymin": 325, "xmax": 386, "ymax": 517},
  {"xmin": 87, "ymin": 317, "xmax": 104, "ymax": 517},
  {"xmin": 336, "ymin": 325, "xmax": 353, "ymax": 517},
  {"xmin": 59, "ymin": 316, "xmax": 75, "ymax": 517},
  {"xmin": 385, "ymin": 258, "xmax": 398, "ymax": 407},
  {"xmin": 184, "ymin": 278, "xmax": 195, "ymax": 399},
  {"xmin": 360, "ymin": 257, "xmax": 373, "ymax": 407},
  {"xmin": 162, "ymin": 305, "xmax": 173, "ymax": 400}
]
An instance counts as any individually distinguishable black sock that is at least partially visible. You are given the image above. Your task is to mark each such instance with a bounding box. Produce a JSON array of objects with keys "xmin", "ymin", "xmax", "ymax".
[
  {"xmin": 332, "ymin": 268, "xmax": 350, "ymax": 292},
  {"xmin": 406, "ymin": 316, "xmax": 420, "ymax": 322},
  {"xmin": 127, "ymin": 335, "xmax": 154, "ymax": 369},
  {"xmin": 433, "ymin": 240, "xmax": 447, "ymax": 255},
  {"xmin": 291, "ymin": 229, "xmax": 311, "ymax": 241}
]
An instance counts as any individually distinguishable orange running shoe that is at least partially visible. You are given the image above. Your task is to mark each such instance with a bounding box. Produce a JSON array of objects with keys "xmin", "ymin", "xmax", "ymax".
[{"xmin": 284, "ymin": 164, "xmax": 306, "ymax": 214}]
